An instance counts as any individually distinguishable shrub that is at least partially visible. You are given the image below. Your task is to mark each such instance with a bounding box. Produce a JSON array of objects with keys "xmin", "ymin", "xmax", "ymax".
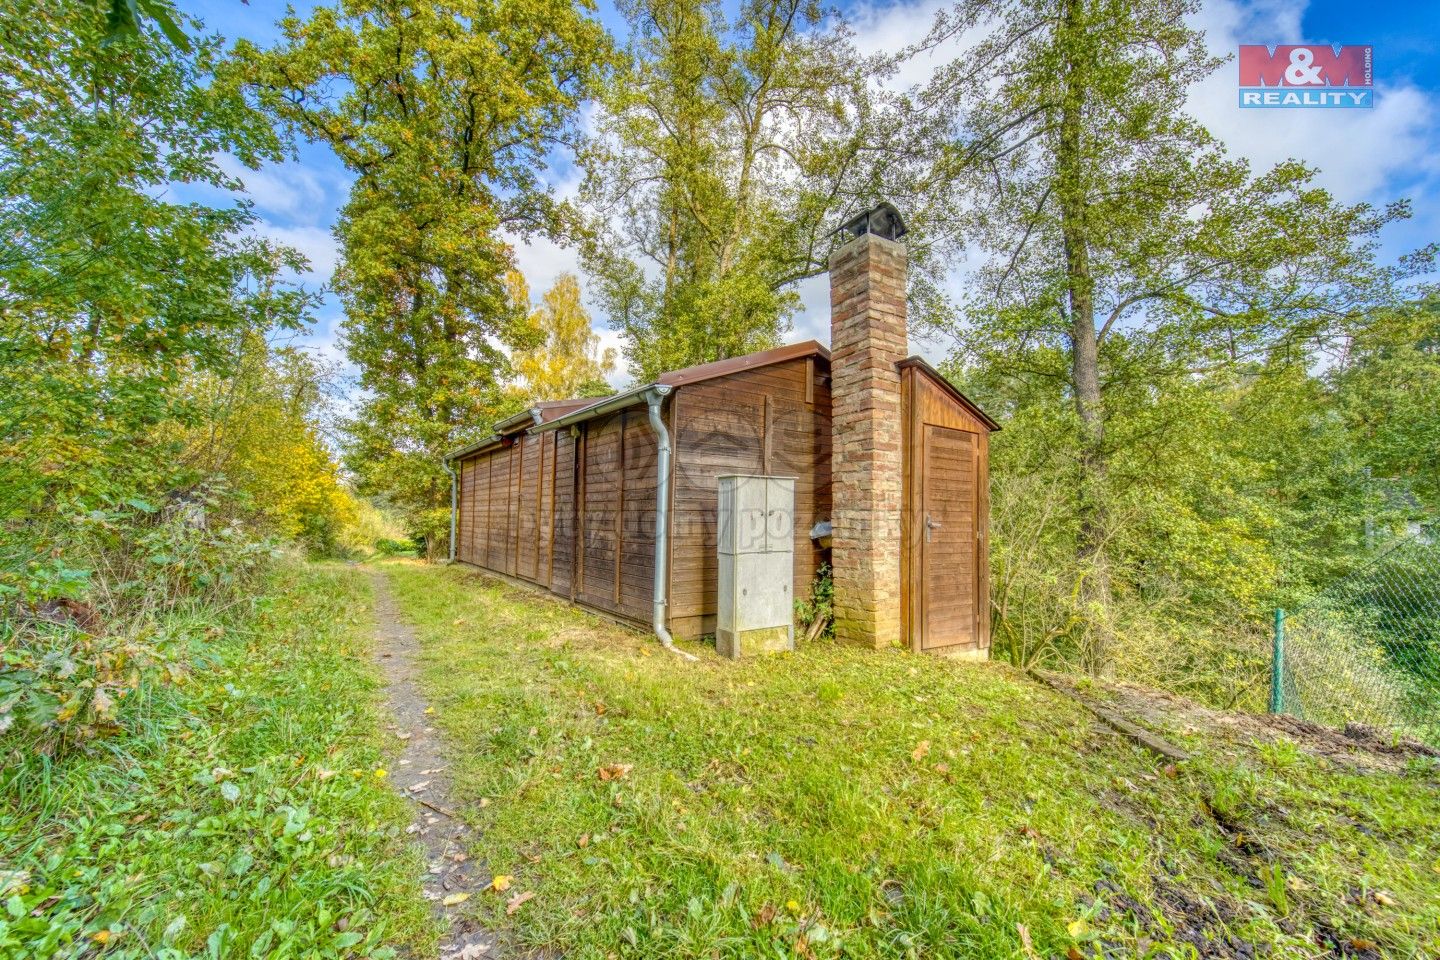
[
  {"xmin": 795, "ymin": 562, "xmax": 834, "ymax": 641},
  {"xmin": 0, "ymin": 488, "xmax": 277, "ymax": 757}
]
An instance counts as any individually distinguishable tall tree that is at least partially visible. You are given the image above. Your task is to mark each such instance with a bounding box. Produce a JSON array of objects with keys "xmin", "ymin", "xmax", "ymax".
[
  {"xmin": 0, "ymin": 0, "xmax": 308, "ymax": 519},
  {"xmin": 1332, "ymin": 296, "xmax": 1440, "ymax": 514},
  {"xmin": 916, "ymin": 0, "xmax": 1413, "ymax": 669},
  {"xmin": 235, "ymin": 0, "xmax": 609, "ymax": 553},
  {"xmin": 510, "ymin": 272, "xmax": 616, "ymax": 401},
  {"xmin": 581, "ymin": 0, "xmax": 881, "ymax": 380}
]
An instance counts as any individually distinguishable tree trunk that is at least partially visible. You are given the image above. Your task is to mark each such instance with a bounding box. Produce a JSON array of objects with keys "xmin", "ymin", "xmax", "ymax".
[{"xmin": 1056, "ymin": 0, "xmax": 1112, "ymax": 674}]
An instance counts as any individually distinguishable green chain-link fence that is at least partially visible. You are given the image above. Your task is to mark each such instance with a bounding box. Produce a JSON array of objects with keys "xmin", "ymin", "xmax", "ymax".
[{"xmin": 1272, "ymin": 523, "xmax": 1440, "ymax": 746}]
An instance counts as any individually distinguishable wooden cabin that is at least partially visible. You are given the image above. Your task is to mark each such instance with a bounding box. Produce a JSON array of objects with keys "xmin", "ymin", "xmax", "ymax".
[{"xmin": 446, "ymin": 204, "xmax": 998, "ymax": 656}]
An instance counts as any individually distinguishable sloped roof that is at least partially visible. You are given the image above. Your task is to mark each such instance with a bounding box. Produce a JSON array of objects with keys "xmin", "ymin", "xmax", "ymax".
[
  {"xmin": 444, "ymin": 341, "xmax": 998, "ymax": 462},
  {"xmin": 532, "ymin": 340, "xmax": 831, "ymax": 434},
  {"xmin": 444, "ymin": 397, "xmax": 601, "ymax": 461},
  {"xmin": 897, "ymin": 356, "xmax": 1001, "ymax": 431}
]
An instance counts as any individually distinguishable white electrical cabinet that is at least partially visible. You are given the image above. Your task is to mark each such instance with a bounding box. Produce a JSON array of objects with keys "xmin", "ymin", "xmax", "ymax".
[{"xmin": 716, "ymin": 475, "xmax": 796, "ymax": 659}]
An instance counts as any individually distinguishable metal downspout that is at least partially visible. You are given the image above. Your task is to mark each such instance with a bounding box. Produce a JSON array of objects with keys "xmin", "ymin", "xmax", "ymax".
[
  {"xmin": 644, "ymin": 386, "xmax": 696, "ymax": 661},
  {"xmin": 442, "ymin": 458, "xmax": 457, "ymax": 563}
]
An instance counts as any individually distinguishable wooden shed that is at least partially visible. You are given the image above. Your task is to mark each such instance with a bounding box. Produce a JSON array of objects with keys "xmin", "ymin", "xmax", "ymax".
[
  {"xmin": 447, "ymin": 342, "xmax": 831, "ymax": 641},
  {"xmin": 445, "ymin": 204, "xmax": 998, "ymax": 656}
]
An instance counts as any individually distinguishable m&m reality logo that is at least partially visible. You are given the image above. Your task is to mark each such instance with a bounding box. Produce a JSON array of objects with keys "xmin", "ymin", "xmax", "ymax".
[{"xmin": 1238, "ymin": 45, "xmax": 1373, "ymax": 108}]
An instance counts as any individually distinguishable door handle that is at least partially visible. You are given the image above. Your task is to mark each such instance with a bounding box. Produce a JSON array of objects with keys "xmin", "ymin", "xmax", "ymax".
[{"xmin": 925, "ymin": 515, "xmax": 941, "ymax": 542}]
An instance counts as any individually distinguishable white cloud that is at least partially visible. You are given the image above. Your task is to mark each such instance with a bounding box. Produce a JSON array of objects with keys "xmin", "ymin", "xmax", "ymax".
[
  {"xmin": 594, "ymin": 327, "xmax": 632, "ymax": 389},
  {"xmin": 848, "ymin": 0, "xmax": 983, "ymax": 93},
  {"xmin": 216, "ymin": 153, "xmax": 350, "ymax": 225},
  {"xmin": 506, "ymin": 165, "xmax": 636, "ymax": 385},
  {"xmin": 509, "ymin": 230, "xmax": 584, "ymax": 307},
  {"xmin": 1187, "ymin": 1, "xmax": 1438, "ymax": 205},
  {"xmin": 250, "ymin": 223, "xmax": 340, "ymax": 285}
]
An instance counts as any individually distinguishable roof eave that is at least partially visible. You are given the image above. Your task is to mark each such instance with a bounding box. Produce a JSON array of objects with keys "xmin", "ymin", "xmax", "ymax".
[
  {"xmin": 897, "ymin": 357, "xmax": 1002, "ymax": 432},
  {"xmin": 443, "ymin": 434, "xmax": 503, "ymax": 462},
  {"xmin": 532, "ymin": 383, "xmax": 673, "ymax": 433}
]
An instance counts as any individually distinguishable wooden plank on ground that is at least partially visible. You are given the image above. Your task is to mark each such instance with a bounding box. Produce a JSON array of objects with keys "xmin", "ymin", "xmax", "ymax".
[{"xmin": 1029, "ymin": 671, "xmax": 1190, "ymax": 763}]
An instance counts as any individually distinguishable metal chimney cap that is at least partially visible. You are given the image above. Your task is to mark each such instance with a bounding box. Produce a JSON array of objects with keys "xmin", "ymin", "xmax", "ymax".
[{"xmin": 838, "ymin": 201, "xmax": 907, "ymax": 242}]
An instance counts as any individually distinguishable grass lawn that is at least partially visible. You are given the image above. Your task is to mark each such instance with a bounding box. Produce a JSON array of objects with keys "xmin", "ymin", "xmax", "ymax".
[
  {"xmin": 389, "ymin": 561, "xmax": 1440, "ymax": 959},
  {"xmin": 0, "ymin": 564, "xmax": 435, "ymax": 959}
]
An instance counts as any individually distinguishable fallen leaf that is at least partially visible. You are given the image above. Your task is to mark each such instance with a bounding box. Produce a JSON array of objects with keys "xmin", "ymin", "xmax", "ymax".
[
  {"xmin": 912, "ymin": 740, "xmax": 931, "ymax": 761},
  {"xmin": 594, "ymin": 702, "xmax": 607, "ymax": 716},
  {"xmin": 1373, "ymin": 891, "xmax": 1397, "ymax": 907},
  {"xmin": 1017, "ymin": 923, "xmax": 1037, "ymax": 959},
  {"xmin": 753, "ymin": 902, "xmax": 777, "ymax": 927},
  {"xmin": 442, "ymin": 892, "xmax": 470, "ymax": 907},
  {"xmin": 577, "ymin": 834, "xmax": 590, "ymax": 848},
  {"xmin": 452, "ymin": 618, "xmax": 466, "ymax": 626},
  {"xmin": 394, "ymin": 731, "xmax": 412, "ymax": 741},
  {"xmin": 489, "ymin": 875, "xmax": 513, "ymax": 893},
  {"xmin": 598, "ymin": 763, "xmax": 633, "ymax": 781},
  {"xmin": 1067, "ymin": 948, "xmax": 1084, "ymax": 960},
  {"xmin": 1160, "ymin": 763, "xmax": 1179, "ymax": 778},
  {"xmin": 933, "ymin": 762, "xmax": 950, "ymax": 774},
  {"xmin": 506, "ymin": 891, "xmax": 535, "ymax": 915},
  {"xmin": 1350, "ymin": 939, "xmax": 1378, "ymax": 951},
  {"xmin": 92, "ymin": 931, "xmax": 112, "ymax": 945},
  {"xmin": 316, "ymin": 769, "xmax": 337, "ymax": 781},
  {"xmin": 1018, "ymin": 826, "xmax": 1041, "ymax": 840}
]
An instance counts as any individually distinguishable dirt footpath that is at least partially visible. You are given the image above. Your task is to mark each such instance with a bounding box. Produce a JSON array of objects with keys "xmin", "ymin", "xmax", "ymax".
[{"xmin": 369, "ymin": 569, "xmax": 500, "ymax": 960}]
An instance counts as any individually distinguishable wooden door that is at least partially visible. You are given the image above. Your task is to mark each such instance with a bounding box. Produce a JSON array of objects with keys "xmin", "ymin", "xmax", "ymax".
[{"xmin": 920, "ymin": 424, "xmax": 978, "ymax": 650}]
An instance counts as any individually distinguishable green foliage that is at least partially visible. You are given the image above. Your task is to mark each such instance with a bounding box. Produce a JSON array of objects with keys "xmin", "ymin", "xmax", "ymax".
[
  {"xmin": 0, "ymin": 565, "xmax": 433, "ymax": 957},
  {"xmin": 795, "ymin": 562, "xmax": 834, "ymax": 640},
  {"xmin": 235, "ymin": 0, "xmax": 611, "ymax": 554},
  {"xmin": 0, "ymin": 0, "xmax": 348, "ymax": 584},
  {"xmin": 338, "ymin": 499, "xmax": 415, "ymax": 559},
  {"xmin": 0, "ymin": 490, "xmax": 279, "ymax": 753},
  {"xmin": 913, "ymin": 0, "xmax": 1420, "ymax": 674},
  {"xmin": 962, "ymin": 286, "xmax": 1439, "ymax": 708},
  {"xmin": 373, "ymin": 538, "xmax": 419, "ymax": 559},
  {"xmin": 581, "ymin": 0, "xmax": 881, "ymax": 380},
  {"xmin": 1331, "ymin": 297, "xmax": 1440, "ymax": 510},
  {"xmin": 180, "ymin": 336, "xmax": 357, "ymax": 555},
  {"xmin": 1277, "ymin": 521, "xmax": 1440, "ymax": 744}
]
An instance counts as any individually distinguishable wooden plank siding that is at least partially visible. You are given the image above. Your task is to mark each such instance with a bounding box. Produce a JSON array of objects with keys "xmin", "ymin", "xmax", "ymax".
[
  {"xmin": 551, "ymin": 429, "xmax": 576, "ymax": 599},
  {"xmin": 668, "ymin": 356, "xmax": 831, "ymax": 639}
]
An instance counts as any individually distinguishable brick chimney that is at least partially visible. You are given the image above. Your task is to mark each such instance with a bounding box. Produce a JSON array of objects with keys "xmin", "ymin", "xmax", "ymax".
[{"xmin": 828, "ymin": 204, "xmax": 907, "ymax": 648}]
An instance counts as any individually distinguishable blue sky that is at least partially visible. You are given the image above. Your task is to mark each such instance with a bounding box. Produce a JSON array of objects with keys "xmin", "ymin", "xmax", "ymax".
[{"xmin": 184, "ymin": 0, "xmax": 1440, "ymax": 387}]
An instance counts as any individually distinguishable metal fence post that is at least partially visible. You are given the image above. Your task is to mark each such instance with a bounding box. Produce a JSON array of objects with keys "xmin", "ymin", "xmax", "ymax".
[{"xmin": 1270, "ymin": 607, "xmax": 1285, "ymax": 714}]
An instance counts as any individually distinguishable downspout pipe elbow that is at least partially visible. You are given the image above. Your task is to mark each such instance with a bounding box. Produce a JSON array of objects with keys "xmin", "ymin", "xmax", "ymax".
[{"xmin": 644, "ymin": 386, "xmax": 696, "ymax": 662}]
